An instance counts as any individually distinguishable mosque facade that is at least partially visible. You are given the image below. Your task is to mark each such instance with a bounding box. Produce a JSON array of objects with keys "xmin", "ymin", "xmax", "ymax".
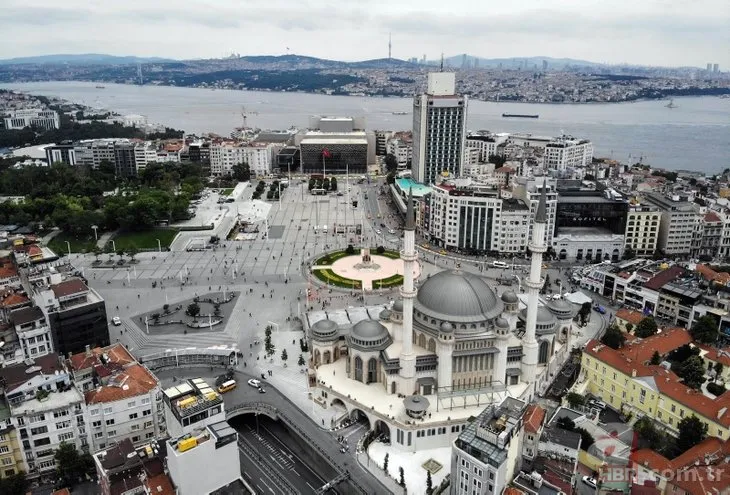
[{"xmin": 307, "ymin": 185, "xmax": 576, "ymax": 452}]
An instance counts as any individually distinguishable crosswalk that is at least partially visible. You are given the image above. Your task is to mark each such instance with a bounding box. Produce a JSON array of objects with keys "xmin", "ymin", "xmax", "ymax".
[{"xmin": 242, "ymin": 424, "xmax": 295, "ymax": 470}]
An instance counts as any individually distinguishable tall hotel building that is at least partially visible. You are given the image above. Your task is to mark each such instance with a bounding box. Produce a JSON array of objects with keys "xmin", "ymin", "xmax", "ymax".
[{"xmin": 412, "ymin": 73, "xmax": 468, "ymax": 185}]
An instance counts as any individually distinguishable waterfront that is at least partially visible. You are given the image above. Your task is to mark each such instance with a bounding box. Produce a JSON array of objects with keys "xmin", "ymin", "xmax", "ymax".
[{"xmin": 2, "ymin": 81, "xmax": 729, "ymax": 173}]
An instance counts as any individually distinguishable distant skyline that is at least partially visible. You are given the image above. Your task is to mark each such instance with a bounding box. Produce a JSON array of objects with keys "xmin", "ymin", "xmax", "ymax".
[{"xmin": 1, "ymin": 0, "xmax": 728, "ymax": 68}]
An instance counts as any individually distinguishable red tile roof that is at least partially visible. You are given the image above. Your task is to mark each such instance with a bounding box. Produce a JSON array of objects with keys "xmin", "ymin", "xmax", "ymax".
[
  {"xmin": 52, "ymin": 489, "xmax": 71, "ymax": 495},
  {"xmin": 644, "ymin": 265, "xmax": 685, "ymax": 291},
  {"xmin": 51, "ymin": 278, "xmax": 88, "ymax": 299},
  {"xmin": 144, "ymin": 473, "xmax": 175, "ymax": 495},
  {"xmin": 631, "ymin": 449, "xmax": 672, "ymax": 473},
  {"xmin": 495, "ymin": 166, "xmax": 515, "ymax": 173},
  {"xmin": 669, "ymin": 463, "xmax": 730, "ymax": 495},
  {"xmin": 695, "ymin": 264, "xmax": 730, "ymax": 285},
  {"xmin": 85, "ymin": 364, "xmax": 158, "ymax": 404},
  {"xmin": 585, "ymin": 329, "xmax": 730, "ymax": 427},
  {"xmin": 68, "ymin": 343, "xmax": 136, "ymax": 371},
  {"xmin": 616, "ymin": 309, "xmax": 645, "ymax": 327},
  {"xmin": 523, "ymin": 404, "xmax": 546, "ymax": 433},
  {"xmin": 704, "ymin": 211, "xmax": 722, "ymax": 223},
  {"xmin": 0, "ymin": 258, "xmax": 18, "ymax": 279},
  {"xmin": 696, "ymin": 343, "xmax": 730, "ymax": 367},
  {"xmin": 0, "ymin": 292, "xmax": 29, "ymax": 308}
]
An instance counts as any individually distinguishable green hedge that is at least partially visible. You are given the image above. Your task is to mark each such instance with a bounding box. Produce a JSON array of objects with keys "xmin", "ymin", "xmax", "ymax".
[
  {"xmin": 312, "ymin": 268, "xmax": 361, "ymax": 289},
  {"xmin": 314, "ymin": 250, "xmax": 354, "ymax": 266},
  {"xmin": 372, "ymin": 273, "xmax": 404, "ymax": 288}
]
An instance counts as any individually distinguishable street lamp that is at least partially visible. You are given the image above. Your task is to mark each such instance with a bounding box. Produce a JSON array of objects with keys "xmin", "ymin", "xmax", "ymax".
[
  {"xmin": 65, "ymin": 241, "xmax": 71, "ymax": 257},
  {"xmin": 91, "ymin": 225, "xmax": 98, "ymax": 241},
  {"xmin": 156, "ymin": 238, "xmax": 162, "ymax": 253},
  {"xmin": 111, "ymin": 240, "xmax": 116, "ymax": 253}
]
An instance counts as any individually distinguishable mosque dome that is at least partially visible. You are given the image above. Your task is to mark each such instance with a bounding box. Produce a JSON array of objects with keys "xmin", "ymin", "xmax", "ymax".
[
  {"xmin": 392, "ymin": 300, "xmax": 404, "ymax": 313},
  {"xmin": 501, "ymin": 291, "xmax": 519, "ymax": 304},
  {"xmin": 440, "ymin": 321, "xmax": 454, "ymax": 333},
  {"xmin": 495, "ymin": 317, "xmax": 510, "ymax": 329},
  {"xmin": 547, "ymin": 298, "xmax": 577, "ymax": 319},
  {"xmin": 415, "ymin": 270, "xmax": 503, "ymax": 323},
  {"xmin": 348, "ymin": 319, "xmax": 392, "ymax": 351},
  {"xmin": 311, "ymin": 319, "xmax": 339, "ymax": 341}
]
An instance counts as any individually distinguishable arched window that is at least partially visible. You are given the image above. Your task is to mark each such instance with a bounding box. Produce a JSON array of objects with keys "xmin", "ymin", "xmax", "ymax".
[
  {"xmin": 428, "ymin": 338, "xmax": 436, "ymax": 353},
  {"xmin": 314, "ymin": 349, "xmax": 321, "ymax": 366},
  {"xmin": 354, "ymin": 356, "xmax": 363, "ymax": 382},
  {"xmin": 418, "ymin": 334, "xmax": 427, "ymax": 348},
  {"xmin": 367, "ymin": 358, "xmax": 378, "ymax": 384},
  {"xmin": 539, "ymin": 341, "xmax": 549, "ymax": 364}
]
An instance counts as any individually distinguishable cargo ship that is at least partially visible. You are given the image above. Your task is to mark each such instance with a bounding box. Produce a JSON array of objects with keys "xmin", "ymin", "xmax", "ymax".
[{"xmin": 502, "ymin": 113, "xmax": 539, "ymax": 118}]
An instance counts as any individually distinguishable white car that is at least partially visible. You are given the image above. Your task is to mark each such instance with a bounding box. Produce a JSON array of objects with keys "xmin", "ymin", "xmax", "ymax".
[
  {"xmin": 388, "ymin": 229, "xmax": 396, "ymax": 234},
  {"xmin": 375, "ymin": 229, "xmax": 382, "ymax": 235},
  {"xmin": 247, "ymin": 379, "xmax": 261, "ymax": 388},
  {"xmin": 582, "ymin": 476, "xmax": 597, "ymax": 489},
  {"xmin": 111, "ymin": 316, "xmax": 121, "ymax": 326}
]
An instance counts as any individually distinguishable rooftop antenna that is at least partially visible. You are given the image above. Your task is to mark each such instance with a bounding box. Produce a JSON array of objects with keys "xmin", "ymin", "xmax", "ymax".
[
  {"xmin": 137, "ymin": 63, "xmax": 143, "ymax": 85},
  {"xmin": 440, "ymin": 53, "xmax": 444, "ymax": 72},
  {"xmin": 388, "ymin": 33, "xmax": 392, "ymax": 60}
]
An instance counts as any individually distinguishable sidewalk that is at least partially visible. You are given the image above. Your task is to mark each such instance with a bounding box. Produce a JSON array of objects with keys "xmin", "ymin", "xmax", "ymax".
[
  {"xmin": 96, "ymin": 230, "xmax": 117, "ymax": 249},
  {"xmin": 40, "ymin": 228, "xmax": 62, "ymax": 245}
]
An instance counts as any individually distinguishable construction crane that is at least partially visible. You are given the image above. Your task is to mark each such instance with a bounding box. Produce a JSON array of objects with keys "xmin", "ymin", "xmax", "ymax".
[{"xmin": 240, "ymin": 106, "xmax": 248, "ymax": 128}]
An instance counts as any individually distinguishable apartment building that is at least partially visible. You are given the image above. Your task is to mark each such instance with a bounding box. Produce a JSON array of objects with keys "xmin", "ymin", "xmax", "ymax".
[
  {"xmin": 426, "ymin": 182, "xmax": 502, "ymax": 253},
  {"xmin": 10, "ymin": 306, "xmax": 54, "ymax": 361},
  {"xmin": 579, "ymin": 329, "xmax": 730, "ymax": 440},
  {"xmin": 465, "ymin": 133, "xmax": 508, "ymax": 163},
  {"xmin": 0, "ymin": 408, "xmax": 24, "ymax": 479},
  {"xmin": 386, "ymin": 137, "xmax": 413, "ymax": 168},
  {"xmin": 94, "ymin": 438, "xmax": 173, "ymax": 495},
  {"xmin": 0, "ymin": 353, "xmax": 87, "ymax": 478},
  {"xmin": 513, "ymin": 177, "xmax": 558, "ymax": 247},
  {"xmin": 521, "ymin": 404, "xmax": 546, "ymax": 468},
  {"xmin": 3, "ymin": 109, "xmax": 59, "ymax": 131},
  {"xmin": 700, "ymin": 211, "xmax": 724, "ymax": 258},
  {"xmin": 32, "ymin": 277, "xmax": 110, "ymax": 356},
  {"xmin": 68, "ymin": 344, "xmax": 164, "ymax": 452},
  {"xmin": 166, "ymin": 421, "xmax": 243, "ymax": 495},
  {"xmin": 625, "ymin": 204, "xmax": 662, "ymax": 256},
  {"xmin": 412, "ymin": 73, "xmax": 468, "ymax": 185},
  {"xmin": 209, "ymin": 142, "xmax": 273, "ymax": 177},
  {"xmin": 450, "ymin": 397, "xmax": 526, "ymax": 495},
  {"xmin": 543, "ymin": 136, "xmax": 593, "ymax": 173},
  {"xmin": 499, "ymin": 199, "xmax": 531, "ymax": 253},
  {"xmin": 162, "ymin": 378, "xmax": 225, "ymax": 438},
  {"xmin": 642, "ymin": 193, "xmax": 701, "ymax": 256}
]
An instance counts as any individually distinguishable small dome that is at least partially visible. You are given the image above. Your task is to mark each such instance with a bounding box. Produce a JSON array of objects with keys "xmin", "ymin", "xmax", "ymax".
[
  {"xmin": 547, "ymin": 298, "xmax": 576, "ymax": 319},
  {"xmin": 311, "ymin": 319, "xmax": 338, "ymax": 341},
  {"xmin": 392, "ymin": 300, "xmax": 404, "ymax": 313},
  {"xmin": 351, "ymin": 319, "xmax": 390, "ymax": 341},
  {"xmin": 495, "ymin": 317, "xmax": 510, "ymax": 329},
  {"xmin": 501, "ymin": 291, "xmax": 519, "ymax": 304},
  {"xmin": 379, "ymin": 309, "xmax": 392, "ymax": 321},
  {"xmin": 440, "ymin": 321, "xmax": 454, "ymax": 333}
]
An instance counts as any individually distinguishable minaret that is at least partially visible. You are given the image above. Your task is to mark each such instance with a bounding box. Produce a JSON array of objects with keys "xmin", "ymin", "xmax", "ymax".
[
  {"xmin": 522, "ymin": 180, "xmax": 548, "ymax": 398},
  {"xmin": 399, "ymin": 188, "xmax": 418, "ymax": 394}
]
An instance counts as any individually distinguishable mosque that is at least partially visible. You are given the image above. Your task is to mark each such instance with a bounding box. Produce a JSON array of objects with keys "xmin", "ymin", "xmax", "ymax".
[{"xmin": 306, "ymin": 184, "xmax": 576, "ymax": 452}]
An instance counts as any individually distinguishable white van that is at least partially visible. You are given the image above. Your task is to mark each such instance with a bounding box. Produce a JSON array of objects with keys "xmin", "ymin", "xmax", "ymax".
[
  {"xmin": 492, "ymin": 261, "xmax": 509, "ymax": 269},
  {"xmin": 323, "ymin": 225, "xmax": 328, "ymax": 233}
]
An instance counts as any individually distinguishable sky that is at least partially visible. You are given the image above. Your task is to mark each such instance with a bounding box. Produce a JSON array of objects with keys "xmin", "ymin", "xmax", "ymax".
[{"xmin": 1, "ymin": 0, "xmax": 729, "ymax": 68}]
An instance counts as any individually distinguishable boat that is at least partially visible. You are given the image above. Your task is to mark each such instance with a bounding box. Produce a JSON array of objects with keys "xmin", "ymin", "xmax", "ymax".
[
  {"xmin": 95, "ymin": 85, "xmax": 105, "ymax": 89},
  {"xmin": 392, "ymin": 111, "xmax": 408, "ymax": 115},
  {"xmin": 502, "ymin": 113, "xmax": 539, "ymax": 118},
  {"xmin": 665, "ymin": 99, "xmax": 677, "ymax": 108}
]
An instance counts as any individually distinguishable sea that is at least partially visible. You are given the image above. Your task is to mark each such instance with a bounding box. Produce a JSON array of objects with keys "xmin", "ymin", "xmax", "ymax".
[{"xmin": 2, "ymin": 81, "xmax": 729, "ymax": 173}]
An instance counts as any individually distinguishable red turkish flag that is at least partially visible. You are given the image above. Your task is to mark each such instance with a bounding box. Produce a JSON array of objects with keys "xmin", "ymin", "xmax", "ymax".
[{"xmin": 322, "ymin": 148, "xmax": 332, "ymax": 158}]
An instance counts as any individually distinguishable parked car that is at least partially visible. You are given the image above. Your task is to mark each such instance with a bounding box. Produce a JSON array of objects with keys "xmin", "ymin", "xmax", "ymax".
[
  {"xmin": 247, "ymin": 379, "xmax": 261, "ymax": 388},
  {"xmin": 593, "ymin": 305, "xmax": 606, "ymax": 314},
  {"xmin": 582, "ymin": 476, "xmax": 597, "ymax": 489},
  {"xmin": 111, "ymin": 316, "xmax": 121, "ymax": 326},
  {"xmin": 492, "ymin": 261, "xmax": 509, "ymax": 269}
]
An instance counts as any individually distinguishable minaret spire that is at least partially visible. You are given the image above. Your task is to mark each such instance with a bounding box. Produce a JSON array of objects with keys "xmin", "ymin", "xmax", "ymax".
[
  {"xmin": 522, "ymin": 179, "xmax": 548, "ymax": 399},
  {"xmin": 397, "ymin": 187, "xmax": 418, "ymax": 395}
]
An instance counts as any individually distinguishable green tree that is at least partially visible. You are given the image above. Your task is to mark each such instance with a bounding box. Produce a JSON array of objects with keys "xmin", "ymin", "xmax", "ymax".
[
  {"xmin": 383, "ymin": 453, "xmax": 389, "ymax": 475},
  {"xmin": 541, "ymin": 274, "xmax": 551, "ymax": 294},
  {"xmin": 623, "ymin": 245, "xmax": 635, "ymax": 260},
  {"xmin": 676, "ymin": 355, "xmax": 706, "ymax": 389},
  {"xmin": 345, "ymin": 244, "xmax": 355, "ymax": 255},
  {"xmin": 92, "ymin": 245, "xmax": 103, "ymax": 261},
  {"xmin": 127, "ymin": 244, "xmax": 139, "ymax": 261},
  {"xmin": 677, "ymin": 415, "xmax": 708, "ymax": 452},
  {"xmin": 601, "ymin": 325, "xmax": 626, "ymax": 350},
  {"xmin": 556, "ymin": 416, "xmax": 575, "ymax": 431},
  {"xmin": 0, "ymin": 471, "xmax": 30, "ymax": 495},
  {"xmin": 633, "ymin": 416, "xmax": 663, "ymax": 450},
  {"xmin": 55, "ymin": 441, "xmax": 94, "ymax": 488},
  {"xmin": 578, "ymin": 302, "xmax": 592, "ymax": 325},
  {"xmin": 329, "ymin": 176, "xmax": 337, "ymax": 191},
  {"xmin": 232, "ymin": 162, "xmax": 251, "ymax": 181},
  {"xmin": 384, "ymin": 153, "xmax": 398, "ymax": 173},
  {"xmin": 714, "ymin": 362, "xmax": 724, "ymax": 378},
  {"xmin": 186, "ymin": 302, "xmax": 200, "ymax": 320},
  {"xmin": 574, "ymin": 426, "xmax": 595, "ymax": 450},
  {"xmin": 281, "ymin": 349, "xmax": 288, "ymax": 363},
  {"xmin": 566, "ymin": 392, "xmax": 586, "ymax": 409},
  {"xmin": 625, "ymin": 323, "xmax": 634, "ymax": 334},
  {"xmin": 426, "ymin": 470, "xmax": 433, "ymax": 494},
  {"xmin": 298, "ymin": 354, "xmax": 305, "ymax": 366},
  {"xmin": 399, "ymin": 466, "xmax": 405, "ymax": 487},
  {"xmin": 635, "ymin": 316, "xmax": 658, "ymax": 338},
  {"xmin": 650, "ymin": 350, "xmax": 662, "ymax": 365},
  {"xmin": 488, "ymin": 154, "xmax": 507, "ymax": 167},
  {"xmin": 690, "ymin": 315, "xmax": 719, "ymax": 344}
]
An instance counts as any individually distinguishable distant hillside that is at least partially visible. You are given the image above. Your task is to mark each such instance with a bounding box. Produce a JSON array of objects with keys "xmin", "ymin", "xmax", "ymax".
[{"xmin": 0, "ymin": 53, "xmax": 176, "ymax": 65}]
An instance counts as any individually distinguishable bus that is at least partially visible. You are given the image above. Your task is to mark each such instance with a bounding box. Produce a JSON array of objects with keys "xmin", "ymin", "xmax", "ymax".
[{"xmin": 217, "ymin": 380, "xmax": 237, "ymax": 394}]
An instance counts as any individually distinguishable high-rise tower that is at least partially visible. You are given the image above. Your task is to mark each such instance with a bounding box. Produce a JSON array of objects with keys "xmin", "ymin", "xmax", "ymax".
[
  {"xmin": 521, "ymin": 180, "xmax": 547, "ymax": 398},
  {"xmin": 388, "ymin": 32, "xmax": 392, "ymax": 60},
  {"xmin": 398, "ymin": 188, "xmax": 418, "ymax": 394},
  {"xmin": 412, "ymin": 73, "xmax": 467, "ymax": 185}
]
